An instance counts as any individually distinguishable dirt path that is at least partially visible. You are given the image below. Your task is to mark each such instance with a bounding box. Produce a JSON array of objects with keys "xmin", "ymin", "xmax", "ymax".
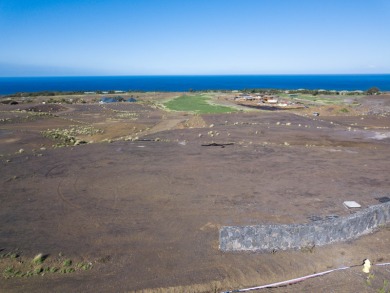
[{"xmin": 140, "ymin": 117, "xmax": 187, "ymax": 136}]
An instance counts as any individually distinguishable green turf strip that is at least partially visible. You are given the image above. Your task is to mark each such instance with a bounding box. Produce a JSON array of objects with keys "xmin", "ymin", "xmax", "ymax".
[{"xmin": 164, "ymin": 95, "xmax": 236, "ymax": 114}]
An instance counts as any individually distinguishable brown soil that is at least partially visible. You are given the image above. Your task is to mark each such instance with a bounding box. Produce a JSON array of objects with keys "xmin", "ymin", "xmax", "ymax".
[
  {"xmin": 24, "ymin": 104, "xmax": 68, "ymax": 113},
  {"xmin": 1, "ymin": 94, "xmax": 390, "ymax": 292}
]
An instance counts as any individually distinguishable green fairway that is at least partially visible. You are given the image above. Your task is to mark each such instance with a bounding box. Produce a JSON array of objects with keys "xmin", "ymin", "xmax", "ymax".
[
  {"xmin": 164, "ymin": 95, "xmax": 236, "ymax": 114},
  {"xmin": 280, "ymin": 93, "xmax": 351, "ymax": 105}
]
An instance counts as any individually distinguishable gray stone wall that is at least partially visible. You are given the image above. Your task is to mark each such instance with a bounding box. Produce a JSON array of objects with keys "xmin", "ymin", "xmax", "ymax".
[{"xmin": 219, "ymin": 202, "xmax": 390, "ymax": 252}]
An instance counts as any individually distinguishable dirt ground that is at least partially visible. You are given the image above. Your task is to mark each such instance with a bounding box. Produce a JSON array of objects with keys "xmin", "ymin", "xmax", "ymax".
[{"xmin": 1, "ymin": 93, "xmax": 390, "ymax": 292}]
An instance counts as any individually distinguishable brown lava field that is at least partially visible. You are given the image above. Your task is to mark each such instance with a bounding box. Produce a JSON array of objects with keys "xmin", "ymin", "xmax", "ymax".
[{"xmin": 1, "ymin": 93, "xmax": 390, "ymax": 292}]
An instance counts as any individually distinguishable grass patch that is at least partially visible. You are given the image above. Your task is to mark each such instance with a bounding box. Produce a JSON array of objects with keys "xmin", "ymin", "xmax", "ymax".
[
  {"xmin": 3, "ymin": 267, "xmax": 21, "ymax": 278},
  {"xmin": 0, "ymin": 252, "xmax": 19, "ymax": 259},
  {"xmin": 164, "ymin": 95, "xmax": 236, "ymax": 114},
  {"xmin": 378, "ymin": 280, "xmax": 389, "ymax": 293},
  {"xmin": 62, "ymin": 259, "xmax": 72, "ymax": 267},
  {"xmin": 32, "ymin": 253, "xmax": 45, "ymax": 265},
  {"xmin": 41, "ymin": 125, "xmax": 103, "ymax": 147},
  {"xmin": 283, "ymin": 94, "xmax": 345, "ymax": 105},
  {"xmin": 1, "ymin": 251, "xmax": 95, "ymax": 279},
  {"xmin": 76, "ymin": 262, "xmax": 93, "ymax": 270}
]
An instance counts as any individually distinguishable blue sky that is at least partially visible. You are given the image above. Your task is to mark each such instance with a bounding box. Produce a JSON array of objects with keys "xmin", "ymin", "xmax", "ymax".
[{"xmin": 1, "ymin": 0, "xmax": 390, "ymax": 76}]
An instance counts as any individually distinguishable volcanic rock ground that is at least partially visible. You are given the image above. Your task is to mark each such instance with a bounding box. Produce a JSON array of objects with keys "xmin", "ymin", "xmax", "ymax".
[{"xmin": 1, "ymin": 94, "xmax": 390, "ymax": 292}]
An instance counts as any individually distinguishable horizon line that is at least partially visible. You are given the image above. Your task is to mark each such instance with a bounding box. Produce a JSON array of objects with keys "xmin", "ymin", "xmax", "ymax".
[{"xmin": 1, "ymin": 73, "xmax": 390, "ymax": 78}]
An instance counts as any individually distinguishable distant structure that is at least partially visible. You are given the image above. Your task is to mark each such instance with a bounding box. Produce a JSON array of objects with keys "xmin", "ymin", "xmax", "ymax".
[
  {"xmin": 99, "ymin": 96, "xmax": 137, "ymax": 104},
  {"xmin": 99, "ymin": 97, "xmax": 118, "ymax": 104}
]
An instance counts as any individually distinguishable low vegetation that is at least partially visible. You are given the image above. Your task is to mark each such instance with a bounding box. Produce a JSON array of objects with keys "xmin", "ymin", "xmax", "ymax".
[
  {"xmin": 1, "ymin": 251, "xmax": 93, "ymax": 279},
  {"xmin": 115, "ymin": 112, "xmax": 139, "ymax": 119},
  {"xmin": 278, "ymin": 93, "xmax": 347, "ymax": 105},
  {"xmin": 42, "ymin": 125, "xmax": 104, "ymax": 146},
  {"xmin": 164, "ymin": 95, "xmax": 236, "ymax": 114}
]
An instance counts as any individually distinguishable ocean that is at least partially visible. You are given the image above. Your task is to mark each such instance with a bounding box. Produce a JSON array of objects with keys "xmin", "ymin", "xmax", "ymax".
[{"xmin": 0, "ymin": 74, "xmax": 389, "ymax": 95}]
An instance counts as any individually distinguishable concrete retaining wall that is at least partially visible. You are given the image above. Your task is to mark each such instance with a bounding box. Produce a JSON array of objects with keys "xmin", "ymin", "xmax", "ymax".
[{"xmin": 219, "ymin": 202, "xmax": 390, "ymax": 252}]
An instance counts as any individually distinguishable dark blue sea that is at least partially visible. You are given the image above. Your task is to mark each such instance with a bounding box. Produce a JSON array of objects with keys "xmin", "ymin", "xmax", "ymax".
[{"xmin": 0, "ymin": 74, "xmax": 389, "ymax": 95}]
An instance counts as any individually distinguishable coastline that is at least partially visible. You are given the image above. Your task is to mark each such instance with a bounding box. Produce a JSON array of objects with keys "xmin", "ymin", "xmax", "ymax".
[{"xmin": 1, "ymin": 74, "xmax": 390, "ymax": 95}]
